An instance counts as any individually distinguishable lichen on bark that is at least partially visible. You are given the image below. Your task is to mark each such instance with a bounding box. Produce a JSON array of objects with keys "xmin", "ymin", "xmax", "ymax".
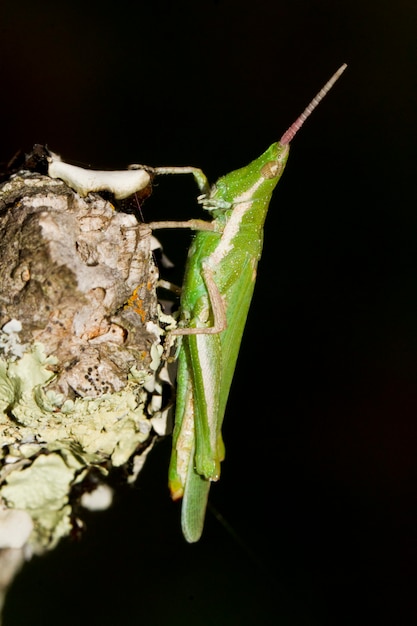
[{"xmin": 0, "ymin": 167, "xmax": 174, "ymax": 608}]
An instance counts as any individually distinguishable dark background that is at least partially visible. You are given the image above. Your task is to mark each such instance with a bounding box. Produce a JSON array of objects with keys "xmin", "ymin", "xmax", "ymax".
[{"xmin": 2, "ymin": 1, "xmax": 417, "ymax": 624}]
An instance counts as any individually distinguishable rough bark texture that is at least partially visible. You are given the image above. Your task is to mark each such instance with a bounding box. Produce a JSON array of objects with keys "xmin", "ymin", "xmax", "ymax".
[
  {"xmin": 0, "ymin": 167, "xmax": 173, "ymax": 619},
  {"xmin": 0, "ymin": 171, "xmax": 159, "ymax": 396}
]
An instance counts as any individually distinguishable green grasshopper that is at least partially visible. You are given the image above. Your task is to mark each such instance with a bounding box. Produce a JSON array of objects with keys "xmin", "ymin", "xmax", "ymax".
[
  {"xmin": 148, "ymin": 64, "xmax": 347, "ymax": 542},
  {"xmin": 45, "ymin": 66, "xmax": 346, "ymax": 542}
]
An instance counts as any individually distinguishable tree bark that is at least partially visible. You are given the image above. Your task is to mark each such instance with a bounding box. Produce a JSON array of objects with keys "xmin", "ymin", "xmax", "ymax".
[{"xmin": 0, "ymin": 165, "xmax": 173, "ymax": 619}]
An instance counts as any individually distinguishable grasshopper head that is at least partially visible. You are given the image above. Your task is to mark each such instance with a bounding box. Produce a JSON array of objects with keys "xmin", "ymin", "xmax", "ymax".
[
  {"xmin": 207, "ymin": 141, "xmax": 289, "ymax": 211},
  {"xmin": 260, "ymin": 143, "xmax": 290, "ymax": 179},
  {"xmin": 205, "ymin": 65, "xmax": 347, "ymax": 213}
]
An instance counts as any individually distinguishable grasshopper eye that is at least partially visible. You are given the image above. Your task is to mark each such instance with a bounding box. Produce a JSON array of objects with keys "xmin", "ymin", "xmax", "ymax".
[{"xmin": 261, "ymin": 160, "xmax": 284, "ymax": 179}]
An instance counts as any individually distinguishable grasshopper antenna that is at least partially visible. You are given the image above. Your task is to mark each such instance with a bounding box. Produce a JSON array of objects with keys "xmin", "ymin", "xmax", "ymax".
[{"xmin": 279, "ymin": 63, "xmax": 347, "ymax": 145}]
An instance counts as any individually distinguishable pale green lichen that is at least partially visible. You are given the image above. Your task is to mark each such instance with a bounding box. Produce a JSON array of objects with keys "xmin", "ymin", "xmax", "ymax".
[
  {"xmin": 1, "ymin": 454, "xmax": 75, "ymax": 550},
  {"xmin": 0, "ymin": 506, "xmax": 33, "ymax": 549},
  {"xmin": 0, "ymin": 320, "xmax": 27, "ymax": 359},
  {"xmin": 0, "ymin": 334, "xmax": 172, "ymax": 552},
  {"xmin": 0, "ymin": 343, "xmax": 153, "ymax": 459}
]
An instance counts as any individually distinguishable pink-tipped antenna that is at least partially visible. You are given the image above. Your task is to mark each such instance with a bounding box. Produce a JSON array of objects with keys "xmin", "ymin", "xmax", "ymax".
[{"xmin": 279, "ymin": 63, "xmax": 347, "ymax": 145}]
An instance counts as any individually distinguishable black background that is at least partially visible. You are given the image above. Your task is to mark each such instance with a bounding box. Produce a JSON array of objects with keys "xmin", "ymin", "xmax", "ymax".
[{"xmin": 2, "ymin": 1, "xmax": 417, "ymax": 624}]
